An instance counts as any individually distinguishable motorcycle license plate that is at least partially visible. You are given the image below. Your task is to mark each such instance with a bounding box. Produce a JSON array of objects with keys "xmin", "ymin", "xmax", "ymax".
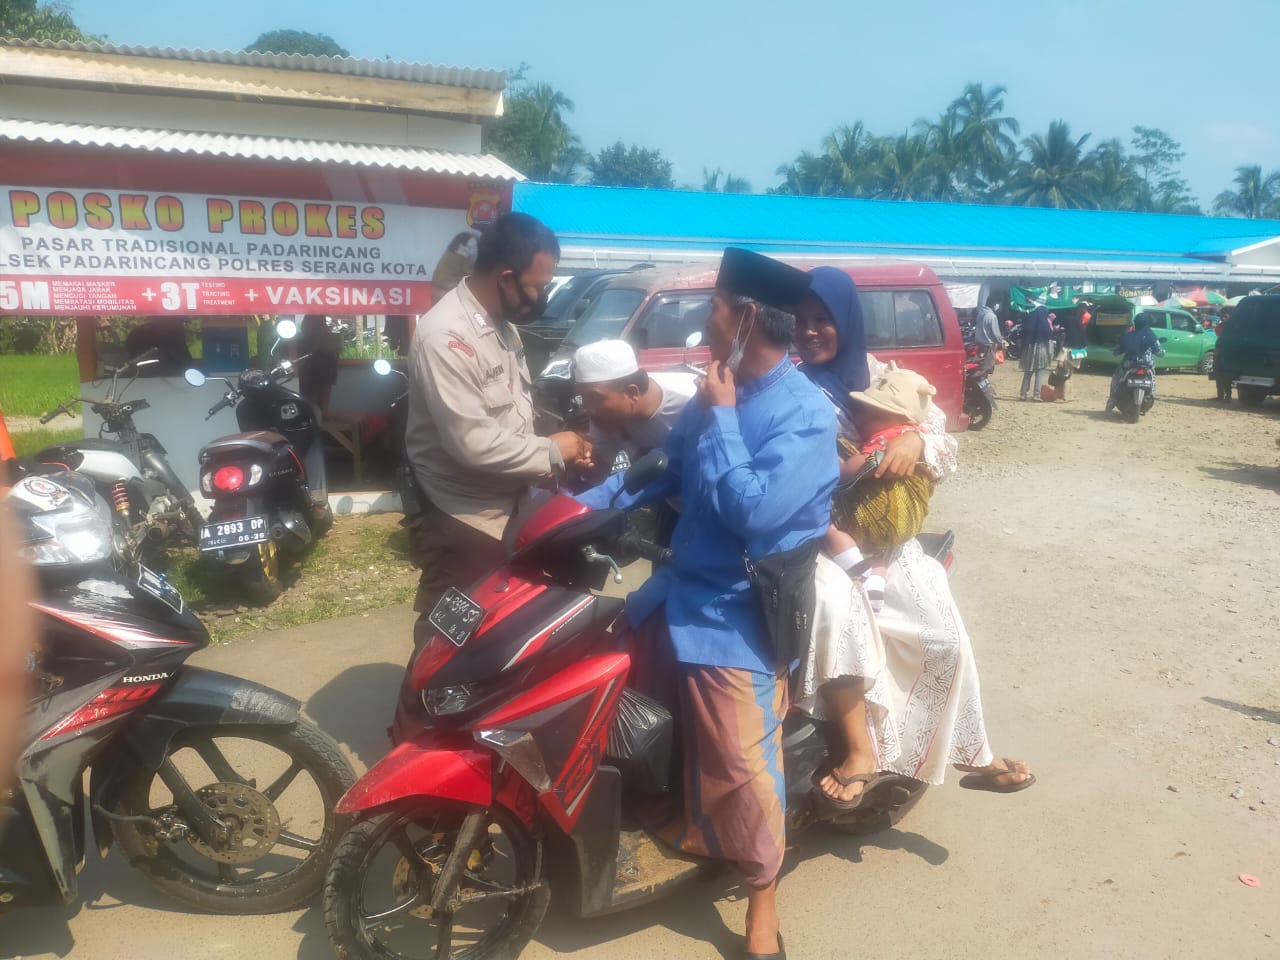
[
  {"xmin": 199, "ymin": 516, "xmax": 269, "ymax": 551},
  {"xmin": 137, "ymin": 564, "xmax": 185, "ymax": 614},
  {"xmin": 429, "ymin": 587, "xmax": 485, "ymax": 647},
  {"xmin": 1128, "ymin": 378, "xmax": 1154, "ymax": 389}
]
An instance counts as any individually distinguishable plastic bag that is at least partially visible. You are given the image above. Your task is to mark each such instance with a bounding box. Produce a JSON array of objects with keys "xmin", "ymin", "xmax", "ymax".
[{"xmin": 605, "ymin": 687, "xmax": 673, "ymax": 795}]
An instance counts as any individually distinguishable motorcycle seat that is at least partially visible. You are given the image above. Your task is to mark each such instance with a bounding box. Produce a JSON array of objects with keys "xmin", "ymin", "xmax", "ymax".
[
  {"xmin": 915, "ymin": 531, "xmax": 954, "ymax": 564},
  {"xmin": 201, "ymin": 430, "xmax": 289, "ymax": 458},
  {"xmin": 37, "ymin": 437, "xmax": 121, "ymax": 454}
]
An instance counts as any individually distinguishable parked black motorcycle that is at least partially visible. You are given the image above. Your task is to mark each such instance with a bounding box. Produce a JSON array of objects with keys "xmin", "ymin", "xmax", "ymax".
[
  {"xmin": 3, "ymin": 469, "xmax": 355, "ymax": 915},
  {"xmin": 184, "ymin": 320, "xmax": 332, "ymax": 603},
  {"xmin": 1112, "ymin": 364, "xmax": 1156, "ymax": 423},
  {"xmin": 35, "ymin": 347, "xmax": 203, "ymax": 562},
  {"xmin": 963, "ymin": 340, "xmax": 997, "ymax": 431}
]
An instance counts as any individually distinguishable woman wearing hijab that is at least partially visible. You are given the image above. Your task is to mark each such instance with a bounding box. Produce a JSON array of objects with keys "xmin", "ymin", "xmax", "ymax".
[
  {"xmin": 794, "ymin": 267, "xmax": 1033, "ymax": 812},
  {"xmin": 1019, "ymin": 304, "xmax": 1057, "ymax": 401},
  {"xmin": 1106, "ymin": 313, "xmax": 1165, "ymax": 413}
]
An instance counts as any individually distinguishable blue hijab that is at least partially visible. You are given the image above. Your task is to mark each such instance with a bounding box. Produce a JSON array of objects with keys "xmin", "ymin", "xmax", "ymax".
[{"xmin": 800, "ymin": 266, "xmax": 869, "ymax": 411}]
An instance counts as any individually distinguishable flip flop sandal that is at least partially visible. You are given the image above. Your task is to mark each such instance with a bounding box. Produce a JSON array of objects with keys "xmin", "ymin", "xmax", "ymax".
[
  {"xmin": 745, "ymin": 932, "xmax": 785, "ymax": 960},
  {"xmin": 959, "ymin": 758, "xmax": 1037, "ymax": 794},
  {"xmin": 811, "ymin": 769, "xmax": 887, "ymax": 816}
]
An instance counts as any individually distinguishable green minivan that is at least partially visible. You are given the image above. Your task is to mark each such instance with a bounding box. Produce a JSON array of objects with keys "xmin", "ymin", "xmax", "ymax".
[
  {"xmin": 1083, "ymin": 296, "xmax": 1217, "ymax": 373},
  {"xmin": 1215, "ymin": 295, "xmax": 1280, "ymax": 407}
]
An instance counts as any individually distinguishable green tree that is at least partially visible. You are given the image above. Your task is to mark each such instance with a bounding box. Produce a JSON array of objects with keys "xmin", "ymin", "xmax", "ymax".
[
  {"xmin": 484, "ymin": 80, "xmax": 584, "ymax": 182},
  {"xmin": 1004, "ymin": 121, "xmax": 1098, "ymax": 209},
  {"xmin": 820, "ymin": 122, "xmax": 876, "ymax": 197},
  {"xmin": 915, "ymin": 110, "xmax": 969, "ymax": 202},
  {"xmin": 1085, "ymin": 138, "xmax": 1139, "ymax": 210},
  {"xmin": 245, "ymin": 29, "xmax": 349, "ymax": 57},
  {"xmin": 587, "ymin": 141, "xmax": 674, "ymax": 189},
  {"xmin": 1129, "ymin": 126, "xmax": 1195, "ymax": 212},
  {"xmin": 950, "ymin": 82, "xmax": 1020, "ymax": 185},
  {"xmin": 772, "ymin": 150, "xmax": 837, "ymax": 196},
  {"xmin": 866, "ymin": 133, "xmax": 939, "ymax": 201},
  {"xmin": 0, "ymin": 0, "xmax": 96, "ymax": 42},
  {"xmin": 701, "ymin": 168, "xmax": 751, "ymax": 193},
  {"xmin": 1212, "ymin": 165, "xmax": 1280, "ymax": 218}
]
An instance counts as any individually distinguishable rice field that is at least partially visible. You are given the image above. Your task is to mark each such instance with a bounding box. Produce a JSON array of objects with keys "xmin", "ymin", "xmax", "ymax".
[{"xmin": 0, "ymin": 354, "xmax": 80, "ymax": 418}]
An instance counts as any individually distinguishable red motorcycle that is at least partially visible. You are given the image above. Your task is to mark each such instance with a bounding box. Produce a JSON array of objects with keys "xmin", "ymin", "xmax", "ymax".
[{"xmin": 322, "ymin": 452, "xmax": 937, "ymax": 960}]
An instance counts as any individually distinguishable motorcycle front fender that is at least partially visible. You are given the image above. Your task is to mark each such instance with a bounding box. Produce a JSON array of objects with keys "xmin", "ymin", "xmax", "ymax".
[
  {"xmin": 120, "ymin": 666, "xmax": 300, "ymax": 773},
  {"xmin": 335, "ymin": 733, "xmax": 492, "ymax": 815}
]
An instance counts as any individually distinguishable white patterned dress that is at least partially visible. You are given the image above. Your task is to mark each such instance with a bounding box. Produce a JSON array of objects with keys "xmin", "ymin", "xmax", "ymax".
[{"xmin": 798, "ymin": 356, "xmax": 994, "ymax": 785}]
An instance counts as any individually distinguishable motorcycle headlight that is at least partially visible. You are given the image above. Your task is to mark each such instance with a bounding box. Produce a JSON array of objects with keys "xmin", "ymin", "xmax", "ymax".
[
  {"xmin": 423, "ymin": 684, "xmax": 478, "ymax": 717},
  {"xmin": 23, "ymin": 501, "xmax": 115, "ymax": 566},
  {"xmin": 540, "ymin": 358, "xmax": 572, "ymax": 381}
]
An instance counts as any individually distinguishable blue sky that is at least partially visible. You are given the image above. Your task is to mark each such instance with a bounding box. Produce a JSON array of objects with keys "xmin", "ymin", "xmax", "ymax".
[{"xmin": 74, "ymin": 0, "xmax": 1279, "ymax": 206}]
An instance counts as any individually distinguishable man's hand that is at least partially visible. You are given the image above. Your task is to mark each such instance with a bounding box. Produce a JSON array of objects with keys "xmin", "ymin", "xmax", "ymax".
[
  {"xmin": 699, "ymin": 361, "xmax": 737, "ymax": 407},
  {"xmin": 876, "ymin": 430, "xmax": 924, "ymax": 478},
  {"xmin": 551, "ymin": 431, "xmax": 593, "ymax": 470}
]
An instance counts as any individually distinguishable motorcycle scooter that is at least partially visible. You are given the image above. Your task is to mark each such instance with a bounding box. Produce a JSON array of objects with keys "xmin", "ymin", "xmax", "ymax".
[
  {"xmin": 184, "ymin": 320, "xmax": 333, "ymax": 602},
  {"xmin": 35, "ymin": 347, "xmax": 203, "ymax": 562},
  {"xmin": 3, "ymin": 468, "xmax": 354, "ymax": 915},
  {"xmin": 322, "ymin": 451, "xmax": 938, "ymax": 960},
  {"xmin": 963, "ymin": 340, "xmax": 997, "ymax": 430}
]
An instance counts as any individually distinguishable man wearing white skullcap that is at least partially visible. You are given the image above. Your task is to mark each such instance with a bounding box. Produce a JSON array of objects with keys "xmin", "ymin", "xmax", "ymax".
[{"xmin": 572, "ymin": 340, "xmax": 697, "ymax": 481}]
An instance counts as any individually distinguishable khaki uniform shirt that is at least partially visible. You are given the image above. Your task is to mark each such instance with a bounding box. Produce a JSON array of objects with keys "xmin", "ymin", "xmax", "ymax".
[{"xmin": 406, "ymin": 279, "xmax": 554, "ymax": 538}]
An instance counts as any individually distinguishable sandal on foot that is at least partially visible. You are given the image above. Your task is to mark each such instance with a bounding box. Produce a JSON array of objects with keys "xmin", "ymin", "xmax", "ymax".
[
  {"xmin": 959, "ymin": 758, "xmax": 1036, "ymax": 794},
  {"xmin": 745, "ymin": 932, "xmax": 785, "ymax": 960},
  {"xmin": 811, "ymin": 769, "xmax": 886, "ymax": 815}
]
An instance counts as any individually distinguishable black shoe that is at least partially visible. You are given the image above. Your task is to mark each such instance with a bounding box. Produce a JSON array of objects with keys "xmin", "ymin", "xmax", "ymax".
[{"xmin": 745, "ymin": 932, "xmax": 785, "ymax": 960}]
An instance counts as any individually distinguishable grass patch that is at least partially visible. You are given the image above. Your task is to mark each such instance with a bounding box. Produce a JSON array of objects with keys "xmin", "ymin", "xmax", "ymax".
[
  {"xmin": 11, "ymin": 427, "xmax": 83, "ymax": 458},
  {"xmin": 0, "ymin": 354, "xmax": 80, "ymax": 418}
]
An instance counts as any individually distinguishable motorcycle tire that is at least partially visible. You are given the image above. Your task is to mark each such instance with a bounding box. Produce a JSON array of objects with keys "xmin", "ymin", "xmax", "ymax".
[
  {"xmin": 111, "ymin": 721, "xmax": 354, "ymax": 914},
  {"xmin": 1238, "ymin": 385, "xmax": 1268, "ymax": 408},
  {"xmin": 963, "ymin": 388, "xmax": 993, "ymax": 431},
  {"xmin": 245, "ymin": 541, "xmax": 283, "ymax": 604},
  {"xmin": 1126, "ymin": 389, "xmax": 1143, "ymax": 423},
  {"xmin": 325, "ymin": 802, "xmax": 548, "ymax": 960}
]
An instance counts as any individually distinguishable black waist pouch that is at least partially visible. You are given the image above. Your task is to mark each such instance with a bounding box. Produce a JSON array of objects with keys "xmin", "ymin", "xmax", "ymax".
[{"xmin": 744, "ymin": 538, "xmax": 821, "ymax": 668}]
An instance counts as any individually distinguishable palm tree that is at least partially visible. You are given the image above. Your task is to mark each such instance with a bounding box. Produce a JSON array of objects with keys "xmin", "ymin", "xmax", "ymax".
[
  {"xmin": 773, "ymin": 150, "xmax": 837, "ymax": 196},
  {"xmin": 821, "ymin": 122, "xmax": 875, "ymax": 197},
  {"xmin": 1086, "ymin": 138, "xmax": 1139, "ymax": 210},
  {"xmin": 1212, "ymin": 165, "xmax": 1280, "ymax": 218},
  {"xmin": 1004, "ymin": 121, "xmax": 1098, "ymax": 209},
  {"xmin": 701, "ymin": 168, "xmax": 752, "ymax": 193},
  {"xmin": 867, "ymin": 133, "xmax": 939, "ymax": 201},
  {"xmin": 521, "ymin": 83, "xmax": 580, "ymax": 181},
  {"xmin": 915, "ymin": 110, "xmax": 968, "ymax": 202},
  {"xmin": 950, "ymin": 82, "xmax": 1020, "ymax": 185}
]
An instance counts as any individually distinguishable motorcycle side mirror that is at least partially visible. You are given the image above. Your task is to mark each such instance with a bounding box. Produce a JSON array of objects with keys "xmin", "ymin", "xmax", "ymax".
[
  {"xmin": 621, "ymin": 450, "xmax": 669, "ymax": 496},
  {"xmin": 685, "ymin": 331, "xmax": 703, "ymax": 349},
  {"xmin": 373, "ymin": 358, "xmax": 393, "ymax": 376},
  {"xmin": 184, "ymin": 368, "xmax": 207, "ymax": 387},
  {"xmin": 276, "ymin": 319, "xmax": 298, "ymax": 341}
]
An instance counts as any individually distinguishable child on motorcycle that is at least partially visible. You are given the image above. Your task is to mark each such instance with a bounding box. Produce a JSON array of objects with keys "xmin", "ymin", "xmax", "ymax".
[
  {"xmin": 824, "ymin": 363, "xmax": 937, "ymax": 611},
  {"xmin": 1105, "ymin": 314, "xmax": 1165, "ymax": 413}
]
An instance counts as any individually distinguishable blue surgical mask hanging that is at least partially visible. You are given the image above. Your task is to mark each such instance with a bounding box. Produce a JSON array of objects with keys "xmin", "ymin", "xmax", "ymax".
[{"xmin": 726, "ymin": 307, "xmax": 755, "ymax": 375}]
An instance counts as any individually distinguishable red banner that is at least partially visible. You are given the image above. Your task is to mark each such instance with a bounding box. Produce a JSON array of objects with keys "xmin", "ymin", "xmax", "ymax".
[{"xmin": 0, "ymin": 276, "xmax": 432, "ymax": 315}]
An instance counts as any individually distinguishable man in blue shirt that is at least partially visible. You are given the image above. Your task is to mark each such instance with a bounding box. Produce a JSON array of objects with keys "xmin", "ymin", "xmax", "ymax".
[{"xmin": 578, "ymin": 248, "xmax": 838, "ymax": 960}]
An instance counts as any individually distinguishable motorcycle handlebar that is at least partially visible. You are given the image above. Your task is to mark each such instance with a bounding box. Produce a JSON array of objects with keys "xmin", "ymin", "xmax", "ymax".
[
  {"xmin": 618, "ymin": 532, "xmax": 673, "ymax": 566},
  {"xmin": 207, "ymin": 395, "xmax": 235, "ymax": 419}
]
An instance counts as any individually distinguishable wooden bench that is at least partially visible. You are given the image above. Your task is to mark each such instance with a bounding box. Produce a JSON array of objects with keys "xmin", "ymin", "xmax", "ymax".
[{"xmin": 322, "ymin": 415, "xmax": 364, "ymax": 484}]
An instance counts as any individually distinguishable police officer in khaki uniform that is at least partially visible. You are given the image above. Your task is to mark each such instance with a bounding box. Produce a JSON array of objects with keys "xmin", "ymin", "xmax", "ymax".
[{"xmin": 394, "ymin": 213, "xmax": 590, "ymax": 740}]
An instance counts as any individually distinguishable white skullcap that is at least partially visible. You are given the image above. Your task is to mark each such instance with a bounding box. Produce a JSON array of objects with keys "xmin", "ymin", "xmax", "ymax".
[{"xmin": 573, "ymin": 340, "xmax": 640, "ymax": 384}]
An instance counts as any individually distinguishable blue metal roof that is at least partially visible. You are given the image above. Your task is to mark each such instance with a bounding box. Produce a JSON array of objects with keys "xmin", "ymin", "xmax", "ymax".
[{"xmin": 513, "ymin": 182, "xmax": 1280, "ymax": 265}]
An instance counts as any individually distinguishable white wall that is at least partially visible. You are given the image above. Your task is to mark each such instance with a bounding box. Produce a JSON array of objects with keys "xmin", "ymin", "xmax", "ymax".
[
  {"xmin": 81, "ymin": 366, "xmax": 404, "ymax": 499},
  {"xmin": 5, "ymin": 85, "xmax": 483, "ymax": 152}
]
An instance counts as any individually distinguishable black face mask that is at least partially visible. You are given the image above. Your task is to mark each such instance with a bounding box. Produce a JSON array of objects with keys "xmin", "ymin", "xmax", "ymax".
[{"xmin": 499, "ymin": 273, "xmax": 549, "ymax": 325}]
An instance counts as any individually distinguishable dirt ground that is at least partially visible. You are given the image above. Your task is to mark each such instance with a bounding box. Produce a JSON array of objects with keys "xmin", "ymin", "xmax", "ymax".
[{"xmin": 3, "ymin": 362, "xmax": 1279, "ymax": 959}]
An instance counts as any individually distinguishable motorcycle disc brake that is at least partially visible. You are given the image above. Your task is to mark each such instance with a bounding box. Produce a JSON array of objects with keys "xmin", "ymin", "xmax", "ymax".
[
  {"xmin": 389, "ymin": 831, "xmax": 480, "ymax": 920},
  {"xmin": 184, "ymin": 781, "xmax": 282, "ymax": 865}
]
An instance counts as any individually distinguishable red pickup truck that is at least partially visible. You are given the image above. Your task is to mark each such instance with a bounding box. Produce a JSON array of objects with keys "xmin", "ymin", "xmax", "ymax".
[{"xmin": 535, "ymin": 261, "xmax": 968, "ymax": 430}]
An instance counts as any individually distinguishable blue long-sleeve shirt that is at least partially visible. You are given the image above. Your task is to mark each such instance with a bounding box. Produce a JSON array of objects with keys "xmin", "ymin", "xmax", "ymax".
[{"xmin": 577, "ymin": 357, "xmax": 838, "ymax": 674}]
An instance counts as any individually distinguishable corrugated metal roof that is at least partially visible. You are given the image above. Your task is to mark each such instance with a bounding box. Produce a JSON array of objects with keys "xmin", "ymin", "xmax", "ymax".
[
  {"xmin": 0, "ymin": 39, "xmax": 505, "ymax": 90},
  {"xmin": 0, "ymin": 117, "xmax": 524, "ymax": 180},
  {"xmin": 514, "ymin": 182, "xmax": 1280, "ymax": 264}
]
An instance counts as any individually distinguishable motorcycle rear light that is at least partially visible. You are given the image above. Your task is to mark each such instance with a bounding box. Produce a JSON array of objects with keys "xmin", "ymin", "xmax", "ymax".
[
  {"xmin": 40, "ymin": 683, "xmax": 165, "ymax": 741},
  {"xmin": 1134, "ymin": 369, "xmax": 1149, "ymax": 376},
  {"xmin": 213, "ymin": 466, "xmax": 245, "ymax": 492}
]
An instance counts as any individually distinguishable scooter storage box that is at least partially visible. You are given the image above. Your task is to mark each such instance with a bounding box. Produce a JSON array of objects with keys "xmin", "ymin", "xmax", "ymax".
[{"xmin": 605, "ymin": 687, "xmax": 672, "ymax": 795}]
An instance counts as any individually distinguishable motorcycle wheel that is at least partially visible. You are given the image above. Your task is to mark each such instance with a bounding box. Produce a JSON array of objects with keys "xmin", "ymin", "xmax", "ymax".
[
  {"xmin": 245, "ymin": 541, "xmax": 283, "ymax": 604},
  {"xmin": 112, "ymin": 722, "xmax": 354, "ymax": 914},
  {"xmin": 963, "ymin": 388, "xmax": 993, "ymax": 431},
  {"xmin": 1126, "ymin": 389, "xmax": 1143, "ymax": 423},
  {"xmin": 324, "ymin": 803, "xmax": 547, "ymax": 960}
]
